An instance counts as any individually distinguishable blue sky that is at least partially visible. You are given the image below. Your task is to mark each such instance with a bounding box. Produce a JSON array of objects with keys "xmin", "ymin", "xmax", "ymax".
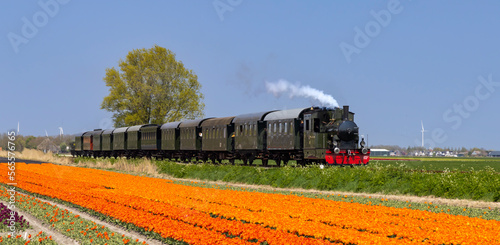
[{"xmin": 1, "ymin": 1, "xmax": 499, "ymax": 150}]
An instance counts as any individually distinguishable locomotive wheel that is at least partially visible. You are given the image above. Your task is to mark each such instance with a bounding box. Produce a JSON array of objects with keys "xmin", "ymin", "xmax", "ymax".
[
  {"xmin": 229, "ymin": 159, "xmax": 235, "ymax": 165},
  {"xmin": 262, "ymin": 158, "xmax": 268, "ymax": 166},
  {"xmin": 275, "ymin": 157, "xmax": 281, "ymax": 167},
  {"xmin": 248, "ymin": 155, "xmax": 255, "ymax": 166},
  {"xmin": 297, "ymin": 159, "xmax": 306, "ymax": 166},
  {"xmin": 283, "ymin": 159, "xmax": 289, "ymax": 166}
]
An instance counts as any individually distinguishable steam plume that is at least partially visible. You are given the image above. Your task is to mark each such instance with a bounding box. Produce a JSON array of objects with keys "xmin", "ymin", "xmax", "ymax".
[{"xmin": 265, "ymin": 79, "xmax": 339, "ymax": 108}]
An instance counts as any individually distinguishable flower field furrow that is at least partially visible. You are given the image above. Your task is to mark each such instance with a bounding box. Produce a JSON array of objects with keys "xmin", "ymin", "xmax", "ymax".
[{"xmin": 1, "ymin": 163, "xmax": 500, "ymax": 244}]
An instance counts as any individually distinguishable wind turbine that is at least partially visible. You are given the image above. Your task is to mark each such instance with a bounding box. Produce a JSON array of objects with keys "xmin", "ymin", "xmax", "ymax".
[
  {"xmin": 59, "ymin": 127, "xmax": 64, "ymax": 138},
  {"xmin": 421, "ymin": 121, "xmax": 426, "ymax": 148}
]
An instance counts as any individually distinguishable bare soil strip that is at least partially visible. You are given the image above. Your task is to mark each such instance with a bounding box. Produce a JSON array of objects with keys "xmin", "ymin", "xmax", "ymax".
[{"xmin": 0, "ymin": 200, "xmax": 78, "ymax": 244}]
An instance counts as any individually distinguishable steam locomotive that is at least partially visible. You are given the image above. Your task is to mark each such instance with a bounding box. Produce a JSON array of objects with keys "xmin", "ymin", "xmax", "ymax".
[{"xmin": 73, "ymin": 106, "xmax": 370, "ymax": 166}]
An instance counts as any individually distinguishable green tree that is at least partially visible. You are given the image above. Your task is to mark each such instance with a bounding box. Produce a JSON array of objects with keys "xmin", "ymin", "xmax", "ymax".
[
  {"xmin": 101, "ymin": 45, "xmax": 204, "ymax": 127},
  {"xmin": 60, "ymin": 143, "xmax": 68, "ymax": 153},
  {"xmin": 25, "ymin": 135, "xmax": 36, "ymax": 149}
]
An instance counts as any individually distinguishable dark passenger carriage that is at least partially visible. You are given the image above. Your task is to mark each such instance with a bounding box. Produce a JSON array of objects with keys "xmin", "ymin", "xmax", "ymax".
[
  {"xmin": 91, "ymin": 129, "xmax": 104, "ymax": 157},
  {"xmin": 101, "ymin": 129, "xmax": 114, "ymax": 158},
  {"xmin": 178, "ymin": 118, "xmax": 212, "ymax": 161},
  {"xmin": 160, "ymin": 122, "xmax": 181, "ymax": 159},
  {"xmin": 112, "ymin": 126, "xmax": 129, "ymax": 157},
  {"xmin": 200, "ymin": 117, "xmax": 235, "ymax": 163},
  {"xmin": 263, "ymin": 108, "xmax": 307, "ymax": 166},
  {"xmin": 140, "ymin": 124, "xmax": 161, "ymax": 157},
  {"xmin": 73, "ymin": 132, "xmax": 85, "ymax": 157},
  {"xmin": 82, "ymin": 131, "xmax": 94, "ymax": 157},
  {"xmin": 233, "ymin": 111, "xmax": 276, "ymax": 165}
]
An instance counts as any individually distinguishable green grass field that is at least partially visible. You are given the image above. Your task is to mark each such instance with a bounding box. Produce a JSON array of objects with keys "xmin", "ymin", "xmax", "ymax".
[{"xmin": 371, "ymin": 157, "xmax": 500, "ymax": 171}]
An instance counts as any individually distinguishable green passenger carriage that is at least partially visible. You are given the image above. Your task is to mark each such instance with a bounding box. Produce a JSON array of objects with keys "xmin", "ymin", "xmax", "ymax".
[
  {"xmin": 201, "ymin": 117, "xmax": 235, "ymax": 163},
  {"xmin": 140, "ymin": 124, "xmax": 161, "ymax": 157},
  {"xmin": 101, "ymin": 129, "xmax": 114, "ymax": 157},
  {"xmin": 91, "ymin": 129, "xmax": 104, "ymax": 157},
  {"xmin": 112, "ymin": 127, "xmax": 129, "ymax": 157}
]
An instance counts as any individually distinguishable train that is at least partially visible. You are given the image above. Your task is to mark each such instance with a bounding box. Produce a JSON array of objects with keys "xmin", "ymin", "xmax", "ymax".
[{"xmin": 73, "ymin": 106, "xmax": 370, "ymax": 166}]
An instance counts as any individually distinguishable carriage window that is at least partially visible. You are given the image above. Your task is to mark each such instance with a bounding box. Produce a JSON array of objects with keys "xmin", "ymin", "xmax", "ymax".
[
  {"xmin": 224, "ymin": 128, "xmax": 226, "ymax": 138},
  {"xmin": 268, "ymin": 124, "xmax": 271, "ymax": 135},
  {"xmin": 274, "ymin": 123, "xmax": 277, "ymax": 133},
  {"xmin": 284, "ymin": 122, "xmax": 288, "ymax": 134},
  {"xmin": 279, "ymin": 123, "xmax": 282, "ymax": 134},
  {"xmin": 305, "ymin": 120, "xmax": 310, "ymax": 131}
]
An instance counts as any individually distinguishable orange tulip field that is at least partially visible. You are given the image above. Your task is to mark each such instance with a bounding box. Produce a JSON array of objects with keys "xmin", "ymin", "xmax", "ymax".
[{"xmin": 1, "ymin": 163, "xmax": 499, "ymax": 244}]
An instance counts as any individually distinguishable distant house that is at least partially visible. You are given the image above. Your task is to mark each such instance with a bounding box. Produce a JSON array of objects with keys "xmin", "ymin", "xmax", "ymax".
[
  {"xmin": 488, "ymin": 151, "xmax": 500, "ymax": 157},
  {"xmin": 370, "ymin": 149, "xmax": 390, "ymax": 157},
  {"xmin": 37, "ymin": 138, "xmax": 60, "ymax": 153}
]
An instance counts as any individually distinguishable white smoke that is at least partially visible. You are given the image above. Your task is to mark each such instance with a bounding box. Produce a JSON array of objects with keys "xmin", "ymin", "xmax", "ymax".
[{"xmin": 265, "ymin": 79, "xmax": 340, "ymax": 108}]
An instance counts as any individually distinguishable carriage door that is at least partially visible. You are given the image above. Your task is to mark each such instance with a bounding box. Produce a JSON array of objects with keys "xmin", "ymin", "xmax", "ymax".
[{"xmin": 303, "ymin": 114, "xmax": 313, "ymax": 150}]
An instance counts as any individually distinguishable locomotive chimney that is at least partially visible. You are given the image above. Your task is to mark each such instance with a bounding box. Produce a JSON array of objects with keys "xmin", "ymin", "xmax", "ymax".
[{"xmin": 343, "ymin": 105, "xmax": 349, "ymax": 121}]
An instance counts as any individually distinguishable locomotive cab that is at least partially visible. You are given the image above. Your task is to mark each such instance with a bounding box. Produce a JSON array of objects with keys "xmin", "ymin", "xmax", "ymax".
[{"xmin": 302, "ymin": 108, "xmax": 331, "ymax": 161}]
